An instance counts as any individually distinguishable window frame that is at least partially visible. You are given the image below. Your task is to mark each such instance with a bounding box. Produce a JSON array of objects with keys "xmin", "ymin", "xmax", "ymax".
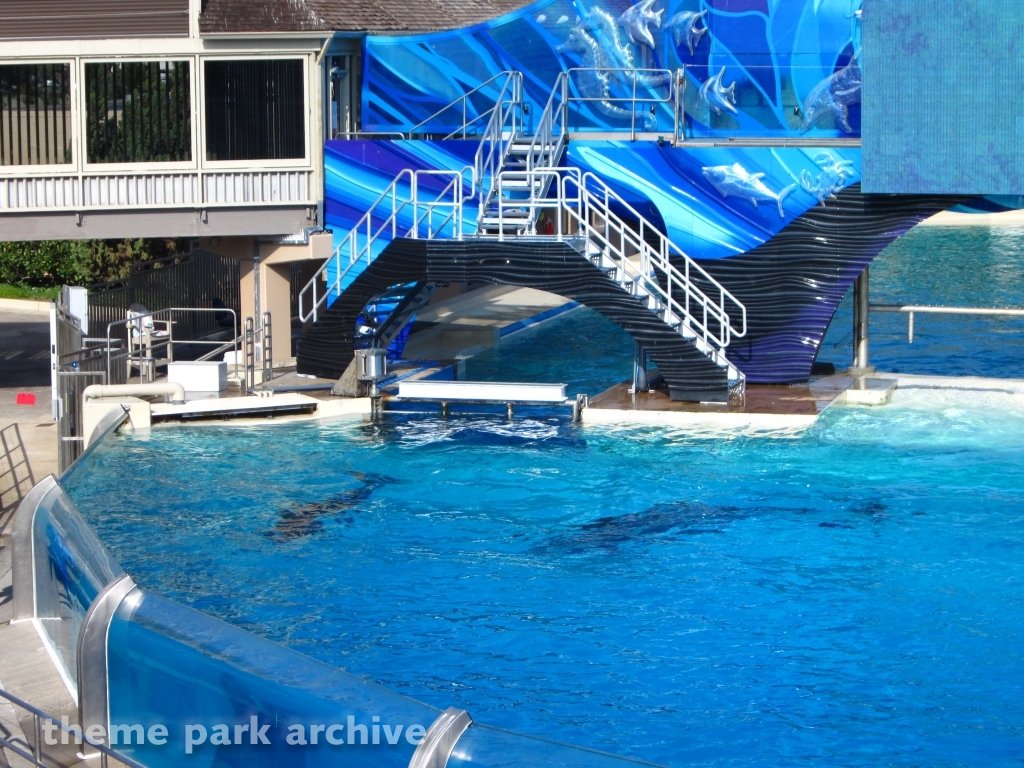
[
  {"xmin": 0, "ymin": 58, "xmax": 78, "ymax": 175},
  {"xmin": 199, "ymin": 54, "xmax": 312, "ymax": 171}
]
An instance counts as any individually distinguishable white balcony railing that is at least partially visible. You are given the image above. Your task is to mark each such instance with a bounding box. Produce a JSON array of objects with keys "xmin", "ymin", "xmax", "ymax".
[{"xmin": 0, "ymin": 169, "xmax": 315, "ymax": 212}]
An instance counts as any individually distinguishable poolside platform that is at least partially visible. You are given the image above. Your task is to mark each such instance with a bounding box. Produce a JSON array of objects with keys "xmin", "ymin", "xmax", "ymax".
[{"xmin": 583, "ymin": 374, "xmax": 859, "ymax": 432}]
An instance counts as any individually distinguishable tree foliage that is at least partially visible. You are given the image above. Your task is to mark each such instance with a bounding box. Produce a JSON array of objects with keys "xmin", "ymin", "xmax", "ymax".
[{"xmin": 0, "ymin": 238, "xmax": 187, "ymax": 287}]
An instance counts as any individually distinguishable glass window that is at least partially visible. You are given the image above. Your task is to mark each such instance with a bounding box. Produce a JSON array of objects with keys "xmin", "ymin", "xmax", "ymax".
[
  {"xmin": 0, "ymin": 63, "xmax": 72, "ymax": 165},
  {"xmin": 85, "ymin": 60, "xmax": 192, "ymax": 164},
  {"xmin": 204, "ymin": 59, "xmax": 305, "ymax": 161}
]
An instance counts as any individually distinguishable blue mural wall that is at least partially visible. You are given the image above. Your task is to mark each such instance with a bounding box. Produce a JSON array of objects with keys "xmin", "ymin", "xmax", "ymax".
[
  {"xmin": 567, "ymin": 142, "xmax": 860, "ymax": 258},
  {"xmin": 363, "ymin": 0, "xmax": 863, "ymax": 139},
  {"xmin": 325, "ymin": 139, "xmax": 860, "ymax": 261}
]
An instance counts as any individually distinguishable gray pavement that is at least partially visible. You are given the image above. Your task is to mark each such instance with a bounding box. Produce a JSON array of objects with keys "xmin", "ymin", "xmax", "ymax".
[
  {"xmin": 0, "ymin": 304, "xmax": 79, "ymax": 767},
  {"xmin": 0, "ymin": 306, "xmax": 56, "ymax": 536}
]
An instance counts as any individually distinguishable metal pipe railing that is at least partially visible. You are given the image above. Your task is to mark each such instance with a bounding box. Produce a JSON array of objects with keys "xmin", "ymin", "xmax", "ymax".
[
  {"xmin": 408, "ymin": 71, "xmax": 521, "ymax": 139},
  {"xmin": 0, "ymin": 686, "xmax": 145, "ymax": 768},
  {"xmin": 871, "ymin": 303, "xmax": 1024, "ymax": 343},
  {"xmin": 104, "ymin": 307, "xmax": 239, "ymax": 384},
  {"xmin": 298, "ymin": 167, "xmax": 472, "ymax": 324}
]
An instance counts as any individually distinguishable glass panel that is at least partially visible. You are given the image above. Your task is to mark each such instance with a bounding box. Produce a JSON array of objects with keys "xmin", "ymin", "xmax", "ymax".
[
  {"xmin": 204, "ymin": 60, "xmax": 305, "ymax": 161},
  {"xmin": 107, "ymin": 589, "xmax": 435, "ymax": 767},
  {"xmin": 32, "ymin": 483, "xmax": 124, "ymax": 685},
  {"xmin": 680, "ymin": 60, "xmax": 861, "ymax": 140},
  {"xmin": 448, "ymin": 723, "xmax": 657, "ymax": 767},
  {"xmin": 84, "ymin": 60, "xmax": 192, "ymax": 164},
  {"xmin": 0, "ymin": 63, "xmax": 72, "ymax": 165}
]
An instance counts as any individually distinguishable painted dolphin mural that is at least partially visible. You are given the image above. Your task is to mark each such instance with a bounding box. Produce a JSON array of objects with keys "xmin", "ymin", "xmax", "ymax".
[
  {"xmin": 800, "ymin": 152, "xmax": 856, "ymax": 204},
  {"xmin": 559, "ymin": 19, "xmax": 658, "ymax": 129},
  {"xmin": 665, "ymin": 9, "xmax": 707, "ymax": 55},
  {"xmin": 618, "ymin": 0, "xmax": 664, "ymax": 50},
  {"xmin": 702, "ymin": 163, "xmax": 797, "ymax": 219},
  {"xmin": 799, "ymin": 58, "xmax": 862, "ymax": 133},
  {"xmin": 698, "ymin": 67, "xmax": 738, "ymax": 116}
]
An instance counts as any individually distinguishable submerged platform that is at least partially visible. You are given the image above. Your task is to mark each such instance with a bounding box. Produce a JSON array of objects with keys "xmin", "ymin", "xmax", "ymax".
[{"xmin": 584, "ymin": 375, "xmax": 860, "ymax": 433}]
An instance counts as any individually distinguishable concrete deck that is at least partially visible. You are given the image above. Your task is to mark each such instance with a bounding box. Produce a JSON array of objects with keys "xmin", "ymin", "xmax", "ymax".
[{"xmin": 0, "ymin": 303, "xmax": 84, "ymax": 767}]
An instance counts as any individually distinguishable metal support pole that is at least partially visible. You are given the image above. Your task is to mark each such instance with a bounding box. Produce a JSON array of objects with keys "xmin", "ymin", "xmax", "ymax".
[
  {"xmin": 252, "ymin": 240, "xmax": 261, "ymax": 323},
  {"xmin": 851, "ymin": 267, "xmax": 875, "ymax": 375},
  {"xmin": 632, "ymin": 343, "xmax": 648, "ymax": 393}
]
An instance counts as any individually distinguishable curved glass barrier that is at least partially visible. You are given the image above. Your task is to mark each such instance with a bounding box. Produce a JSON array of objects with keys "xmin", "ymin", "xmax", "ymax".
[
  {"xmin": 449, "ymin": 723, "xmax": 662, "ymax": 767},
  {"xmin": 31, "ymin": 481, "xmax": 124, "ymax": 686},
  {"xmin": 107, "ymin": 589, "xmax": 438, "ymax": 767}
]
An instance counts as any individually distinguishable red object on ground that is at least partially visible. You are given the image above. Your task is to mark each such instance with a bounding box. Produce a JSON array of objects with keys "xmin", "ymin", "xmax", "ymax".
[{"xmin": 16, "ymin": 392, "xmax": 36, "ymax": 405}]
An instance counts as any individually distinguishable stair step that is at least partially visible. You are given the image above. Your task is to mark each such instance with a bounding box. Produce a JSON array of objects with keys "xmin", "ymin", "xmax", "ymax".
[
  {"xmin": 477, "ymin": 214, "xmax": 532, "ymax": 222},
  {"xmin": 500, "ymin": 180, "xmax": 545, "ymax": 190}
]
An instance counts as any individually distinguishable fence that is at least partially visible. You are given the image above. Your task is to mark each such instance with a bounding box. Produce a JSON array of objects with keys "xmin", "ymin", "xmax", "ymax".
[{"xmin": 88, "ymin": 248, "xmax": 241, "ymax": 352}]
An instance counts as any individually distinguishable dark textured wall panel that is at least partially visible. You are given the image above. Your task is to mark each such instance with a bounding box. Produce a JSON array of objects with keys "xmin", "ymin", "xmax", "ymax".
[
  {"xmin": 1, "ymin": 0, "xmax": 188, "ymax": 39},
  {"xmin": 862, "ymin": 0, "xmax": 1024, "ymax": 194},
  {"xmin": 296, "ymin": 238, "xmax": 731, "ymax": 401},
  {"xmin": 692, "ymin": 185, "xmax": 961, "ymax": 383}
]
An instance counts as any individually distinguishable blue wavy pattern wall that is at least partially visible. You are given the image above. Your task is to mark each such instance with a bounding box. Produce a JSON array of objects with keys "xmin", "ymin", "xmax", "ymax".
[
  {"xmin": 364, "ymin": 0, "xmax": 863, "ymax": 139},
  {"xmin": 325, "ymin": 139, "xmax": 861, "ymax": 260}
]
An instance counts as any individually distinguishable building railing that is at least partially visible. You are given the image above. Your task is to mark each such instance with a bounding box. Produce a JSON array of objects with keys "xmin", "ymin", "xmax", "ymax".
[
  {"xmin": 0, "ymin": 168, "xmax": 315, "ymax": 212},
  {"xmin": 871, "ymin": 304, "xmax": 1024, "ymax": 343}
]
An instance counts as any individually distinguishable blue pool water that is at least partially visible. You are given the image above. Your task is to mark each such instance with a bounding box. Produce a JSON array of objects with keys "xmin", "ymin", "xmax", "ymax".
[
  {"xmin": 457, "ymin": 224, "xmax": 1024, "ymax": 390},
  {"xmin": 819, "ymin": 224, "xmax": 1024, "ymax": 377},
  {"xmin": 66, "ymin": 388, "xmax": 1024, "ymax": 767}
]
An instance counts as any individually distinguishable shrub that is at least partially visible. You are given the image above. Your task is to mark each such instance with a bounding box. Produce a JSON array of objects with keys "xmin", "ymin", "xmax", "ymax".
[{"xmin": 0, "ymin": 238, "xmax": 187, "ymax": 287}]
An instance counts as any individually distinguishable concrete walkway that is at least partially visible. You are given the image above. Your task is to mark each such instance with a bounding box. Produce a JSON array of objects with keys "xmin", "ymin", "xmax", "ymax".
[
  {"xmin": 0, "ymin": 303, "xmax": 57, "ymax": 536},
  {"xmin": 0, "ymin": 303, "xmax": 83, "ymax": 767}
]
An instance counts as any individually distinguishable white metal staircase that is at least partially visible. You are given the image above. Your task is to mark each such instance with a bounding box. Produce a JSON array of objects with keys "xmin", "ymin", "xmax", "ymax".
[{"xmin": 299, "ymin": 69, "xmax": 747, "ymax": 394}]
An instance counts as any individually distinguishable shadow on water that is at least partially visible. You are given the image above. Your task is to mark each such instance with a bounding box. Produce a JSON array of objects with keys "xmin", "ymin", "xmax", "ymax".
[
  {"xmin": 537, "ymin": 499, "xmax": 888, "ymax": 553},
  {"xmin": 267, "ymin": 471, "xmax": 399, "ymax": 541}
]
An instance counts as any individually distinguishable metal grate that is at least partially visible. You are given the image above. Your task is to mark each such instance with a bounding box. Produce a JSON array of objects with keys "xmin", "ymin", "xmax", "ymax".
[
  {"xmin": 84, "ymin": 60, "xmax": 192, "ymax": 164},
  {"xmin": 0, "ymin": 63, "xmax": 72, "ymax": 166}
]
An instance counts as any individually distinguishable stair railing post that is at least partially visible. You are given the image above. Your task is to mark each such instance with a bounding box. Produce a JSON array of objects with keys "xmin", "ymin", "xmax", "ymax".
[
  {"xmin": 413, "ymin": 171, "xmax": 420, "ymax": 239},
  {"xmin": 630, "ymin": 70, "xmax": 638, "ymax": 142}
]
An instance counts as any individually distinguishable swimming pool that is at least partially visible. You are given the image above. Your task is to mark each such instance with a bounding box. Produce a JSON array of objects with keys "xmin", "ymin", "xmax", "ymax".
[{"xmin": 65, "ymin": 386, "xmax": 1024, "ymax": 767}]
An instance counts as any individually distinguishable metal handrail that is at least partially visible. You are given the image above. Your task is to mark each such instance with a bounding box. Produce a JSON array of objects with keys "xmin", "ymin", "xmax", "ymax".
[
  {"xmin": 408, "ymin": 71, "xmax": 522, "ymax": 139},
  {"xmin": 472, "ymin": 72, "xmax": 524, "ymax": 208},
  {"xmin": 0, "ymin": 686, "xmax": 145, "ymax": 768},
  {"xmin": 563, "ymin": 68, "xmax": 675, "ymax": 141},
  {"xmin": 104, "ymin": 307, "xmax": 239, "ymax": 384},
  {"xmin": 578, "ymin": 171, "xmax": 746, "ymax": 341},
  {"xmin": 487, "ymin": 167, "xmax": 745, "ymax": 377},
  {"xmin": 298, "ymin": 167, "xmax": 472, "ymax": 323},
  {"xmin": 523, "ymin": 72, "xmax": 569, "ymax": 176},
  {"xmin": 871, "ymin": 303, "xmax": 1024, "ymax": 343}
]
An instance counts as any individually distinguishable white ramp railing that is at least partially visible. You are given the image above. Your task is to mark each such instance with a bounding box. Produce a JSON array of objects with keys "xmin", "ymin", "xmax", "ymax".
[
  {"xmin": 298, "ymin": 167, "xmax": 472, "ymax": 323},
  {"xmin": 485, "ymin": 167, "xmax": 747, "ymax": 384}
]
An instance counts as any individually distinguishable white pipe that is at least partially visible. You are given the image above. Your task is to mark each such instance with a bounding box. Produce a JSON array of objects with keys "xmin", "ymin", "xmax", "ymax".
[{"xmin": 83, "ymin": 383, "xmax": 185, "ymax": 405}]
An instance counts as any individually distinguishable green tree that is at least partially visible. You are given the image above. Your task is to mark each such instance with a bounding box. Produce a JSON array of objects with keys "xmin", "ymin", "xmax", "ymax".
[{"xmin": 0, "ymin": 237, "xmax": 187, "ymax": 287}]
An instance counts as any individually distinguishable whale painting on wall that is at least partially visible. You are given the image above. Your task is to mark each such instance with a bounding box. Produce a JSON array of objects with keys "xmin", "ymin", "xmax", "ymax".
[{"xmin": 363, "ymin": 0, "xmax": 864, "ymax": 139}]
